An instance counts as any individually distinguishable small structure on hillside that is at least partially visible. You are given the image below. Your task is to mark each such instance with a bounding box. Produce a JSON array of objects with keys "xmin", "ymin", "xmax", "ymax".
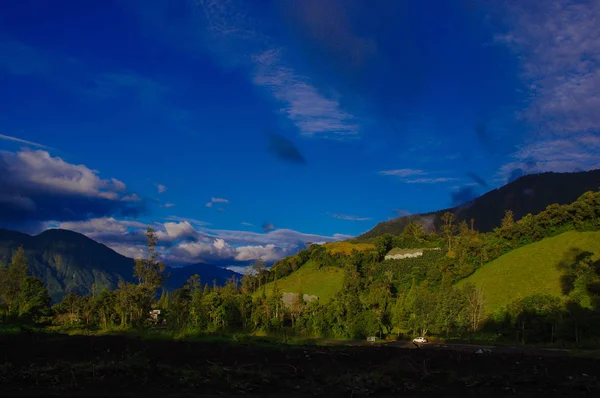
[
  {"xmin": 149, "ymin": 309, "xmax": 162, "ymax": 324},
  {"xmin": 385, "ymin": 248, "xmax": 424, "ymax": 260},
  {"xmin": 303, "ymin": 293, "xmax": 318, "ymax": 303},
  {"xmin": 367, "ymin": 336, "xmax": 378, "ymax": 342},
  {"xmin": 282, "ymin": 292, "xmax": 319, "ymax": 307}
]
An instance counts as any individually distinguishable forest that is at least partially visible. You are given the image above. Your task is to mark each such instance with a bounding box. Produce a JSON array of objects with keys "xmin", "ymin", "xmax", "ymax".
[{"xmin": 1, "ymin": 190, "xmax": 600, "ymax": 346}]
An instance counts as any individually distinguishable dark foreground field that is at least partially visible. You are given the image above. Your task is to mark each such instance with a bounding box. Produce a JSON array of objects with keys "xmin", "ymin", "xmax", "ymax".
[{"xmin": 1, "ymin": 333, "xmax": 599, "ymax": 397}]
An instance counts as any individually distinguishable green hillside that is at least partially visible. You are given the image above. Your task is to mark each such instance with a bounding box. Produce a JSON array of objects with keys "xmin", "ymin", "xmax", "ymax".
[
  {"xmin": 260, "ymin": 260, "xmax": 344, "ymax": 303},
  {"xmin": 457, "ymin": 230, "xmax": 600, "ymax": 314}
]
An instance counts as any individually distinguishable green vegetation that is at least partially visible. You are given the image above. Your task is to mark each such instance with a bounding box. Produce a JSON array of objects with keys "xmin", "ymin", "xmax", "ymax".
[
  {"xmin": 3, "ymin": 189, "xmax": 600, "ymax": 348},
  {"xmin": 324, "ymin": 241, "xmax": 375, "ymax": 255},
  {"xmin": 458, "ymin": 231, "xmax": 600, "ymax": 313},
  {"xmin": 260, "ymin": 260, "xmax": 344, "ymax": 303}
]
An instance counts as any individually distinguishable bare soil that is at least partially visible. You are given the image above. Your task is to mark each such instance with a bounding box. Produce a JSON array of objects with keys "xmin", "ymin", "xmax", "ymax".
[{"xmin": 1, "ymin": 333, "xmax": 599, "ymax": 397}]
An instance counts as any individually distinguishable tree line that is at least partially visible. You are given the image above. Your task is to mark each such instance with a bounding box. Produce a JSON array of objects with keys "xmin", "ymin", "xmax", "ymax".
[{"xmin": 1, "ymin": 191, "xmax": 600, "ymax": 345}]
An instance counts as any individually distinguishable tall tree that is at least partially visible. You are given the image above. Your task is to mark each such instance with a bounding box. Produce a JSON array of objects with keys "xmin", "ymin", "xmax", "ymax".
[
  {"xmin": 134, "ymin": 227, "xmax": 168, "ymax": 295},
  {"xmin": 18, "ymin": 276, "xmax": 51, "ymax": 323},
  {"xmin": 440, "ymin": 212, "xmax": 457, "ymax": 250},
  {"xmin": 0, "ymin": 247, "xmax": 29, "ymax": 314},
  {"xmin": 185, "ymin": 274, "xmax": 202, "ymax": 293},
  {"xmin": 501, "ymin": 210, "xmax": 515, "ymax": 229},
  {"xmin": 463, "ymin": 283, "xmax": 486, "ymax": 334},
  {"xmin": 252, "ymin": 259, "xmax": 268, "ymax": 289},
  {"xmin": 55, "ymin": 292, "xmax": 83, "ymax": 325}
]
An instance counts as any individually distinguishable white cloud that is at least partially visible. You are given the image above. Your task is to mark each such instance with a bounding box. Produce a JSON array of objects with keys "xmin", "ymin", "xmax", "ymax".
[
  {"xmin": 226, "ymin": 265, "xmax": 252, "ymax": 275},
  {"xmin": 121, "ymin": 193, "xmax": 142, "ymax": 202},
  {"xmin": 0, "ymin": 133, "xmax": 50, "ymax": 149},
  {"xmin": 60, "ymin": 217, "xmax": 148, "ymax": 234},
  {"xmin": 0, "ymin": 149, "xmax": 128, "ymax": 199},
  {"xmin": 174, "ymin": 238, "xmax": 236, "ymax": 262},
  {"xmin": 51, "ymin": 216, "xmax": 349, "ymax": 264},
  {"xmin": 109, "ymin": 242, "xmax": 148, "ymax": 259},
  {"xmin": 331, "ymin": 213, "xmax": 372, "ymax": 221},
  {"xmin": 500, "ymin": 132, "xmax": 600, "ymax": 180},
  {"xmin": 241, "ymin": 222, "xmax": 254, "ymax": 227},
  {"xmin": 159, "ymin": 221, "xmax": 197, "ymax": 241},
  {"xmin": 157, "ymin": 184, "xmax": 167, "ymax": 193},
  {"xmin": 206, "ymin": 197, "xmax": 229, "ymax": 208},
  {"xmin": 235, "ymin": 244, "xmax": 283, "ymax": 262},
  {"xmin": 162, "ymin": 203, "xmax": 176, "ymax": 208},
  {"xmin": 0, "ymin": 149, "xmax": 143, "ymax": 223},
  {"xmin": 379, "ymin": 167, "xmax": 458, "ymax": 184},
  {"xmin": 379, "ymin": 169, "xmax": 456, "ymax": 184},
  {"xmin": 165, "ymin": 216, "xmax": 210, "ymax": 226},
  {"xmin": 211, "ymin": 197, "xmax": 229, "ymax": 203},
  {"xmin": 497, "ymin": 0, "xmax": 600, "ymax": 136},
  {"xmin": 253, "ymin": 49, "xmax": 359, "ymax": 137},
  {"xmin": 402, "ymin": 178, "xmax": 458, "ymax": 184},
  {"xmin": 378, "ymin": 169, "xmax": 426, "ymax": 177},
  {"xmin": 198, "ymin": 0, "xmax": 359, "ymax": 139}
]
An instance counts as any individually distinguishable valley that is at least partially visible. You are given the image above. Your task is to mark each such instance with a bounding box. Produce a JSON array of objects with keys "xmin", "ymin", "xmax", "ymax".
[{"xmin": 3, "ymin": 172, "xmax": 600, "ymax": 396}]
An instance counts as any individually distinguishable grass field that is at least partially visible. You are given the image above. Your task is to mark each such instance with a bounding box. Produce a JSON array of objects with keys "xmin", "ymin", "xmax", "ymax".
[
  {"xmin": 324, "ymin": 241, "xmax": 375, "ymax": 255},
  {"xmin": 457, "ymin": 231, "xmax": 600, "ymax": 314},
  {"xmin": 260, "ymin": 260, "xmax": 344, "ymax": 303}
]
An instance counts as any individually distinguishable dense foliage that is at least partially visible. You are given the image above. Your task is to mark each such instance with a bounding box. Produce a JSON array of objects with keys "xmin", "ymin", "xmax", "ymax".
[{"xmin": 2, "ymin": 190, "xmax": 600, "ymax": 346}]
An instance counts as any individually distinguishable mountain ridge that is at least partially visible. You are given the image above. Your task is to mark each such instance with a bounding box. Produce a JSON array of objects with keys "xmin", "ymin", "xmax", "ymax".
[
  {"xmin": 0, "ymin": 228, "xmax": 240, "ymax": 302},
  {"xmin": 358, "ymin": 169, "xmax": 600, "ymax": 240}
]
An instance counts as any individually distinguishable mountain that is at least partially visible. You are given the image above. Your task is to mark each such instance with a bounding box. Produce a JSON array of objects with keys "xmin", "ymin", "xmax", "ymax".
[
  {"xmin": 358, "ymin": 170, "xmax": 600, "ymax": 240},
  {"xmin": 0, "ymin": 228, "xmax": 240, "ymax": 302}
]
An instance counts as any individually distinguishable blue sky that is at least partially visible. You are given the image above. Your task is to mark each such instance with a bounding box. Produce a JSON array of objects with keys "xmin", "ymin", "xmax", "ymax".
[{"xmin": 1, "ymin": 0, "xmax": 599, "ymax": 266}]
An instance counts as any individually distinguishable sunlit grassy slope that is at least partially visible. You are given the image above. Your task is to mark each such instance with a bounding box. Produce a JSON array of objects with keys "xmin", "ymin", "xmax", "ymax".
[
  {"xmin": 261, "ymin": 260, "xmax": 344, "ymax": 303},
  {"xmin": 325, "ymin": 241, "xmax": 375, "ymax": 255},
  {"xmin": 457, "ymin": 231, "xmax": 600, "ymax": 314}
]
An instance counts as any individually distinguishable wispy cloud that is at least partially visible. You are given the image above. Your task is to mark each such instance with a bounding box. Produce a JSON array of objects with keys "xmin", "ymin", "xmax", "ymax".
[
  {"xmin": 331, "ymin": 213, "xmax": 372, "ymax": 221},
  {"xmin": 165, "ymin": 216, "xmax": 210, "ymax": 227},
  {"xmin": 494, "ymin": 1, "xmax": 600, "ymax": 178},
  {"xmin": 402, "ymin": 178, "xmax": 458, "ymax": 184},
  {"xmin": 205, "ymin": 197, "xmax": 229, "ymax": 208},
  {"xmin": 241, "ymin": 222, "xmax": 254, "ymax": 227},
  {"xmin": 162, "ymin": 203, "xmax": 176, "ymax": 208},
  {"xmin": 156, "ymin": 184, "xmax": 167, "ymax": 193},
  {"xmin": 497, "ymin": 0, "xmax": 600, "ymax": 136},
  {"xmin": 378, "ymin": 169, "xmax": 426, "ymax": 177},
  {"xmin": 0, "ymin": 133, "xmax": 50, "ymax": 149},
  {"xmin": 500, "ymin": 133, "xmax": 600, "ymax": 181},
  {"xmin": 379, "ymin": 168, "xmax": 457, "ymax": 184},
  {"xmin": 197, "ymin": 0, "xmax": 359, "ymax": 139}
]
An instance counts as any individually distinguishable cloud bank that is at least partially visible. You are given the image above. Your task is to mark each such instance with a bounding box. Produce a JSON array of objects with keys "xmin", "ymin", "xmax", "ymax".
[{"xmin": 0, "ymin": 149, "xmax": 144, "ymax": 225}]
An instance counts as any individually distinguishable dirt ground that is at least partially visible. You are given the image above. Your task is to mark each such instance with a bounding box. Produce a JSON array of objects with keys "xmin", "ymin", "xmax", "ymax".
[{"xmin": 1, "ymin": 333, "xmax": 599, "ymax": 397}]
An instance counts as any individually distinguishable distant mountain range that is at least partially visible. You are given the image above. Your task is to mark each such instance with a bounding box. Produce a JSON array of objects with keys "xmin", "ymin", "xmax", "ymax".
[
  {"xmin": 0, "ymin": 228, "xmax": 240, "ymax": 302},
  {"xmin": 358, "ymin": 170, "xmax": 600, "ymax": 240}
]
